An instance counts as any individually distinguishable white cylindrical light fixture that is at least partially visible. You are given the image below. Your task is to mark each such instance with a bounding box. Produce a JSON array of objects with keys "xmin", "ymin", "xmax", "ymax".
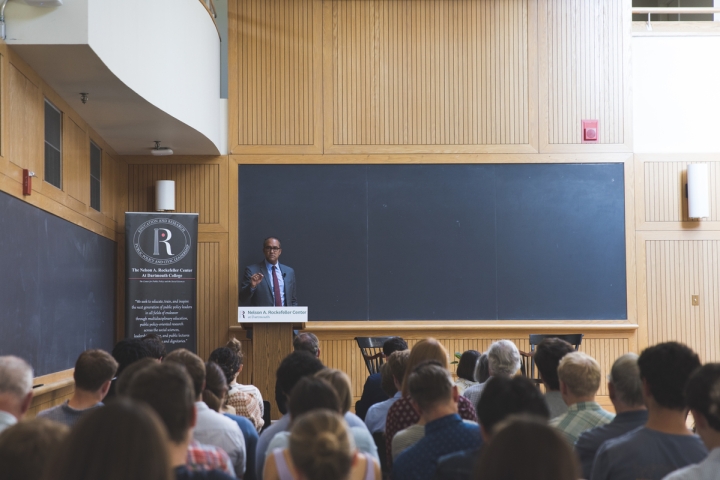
[
  {"xmin": 156, "ymin": 180, "xmax": 176, "ymax": 212},
  {"xmin": 687, "ymin": 163, "xmax": 710, "ymax": 219}
]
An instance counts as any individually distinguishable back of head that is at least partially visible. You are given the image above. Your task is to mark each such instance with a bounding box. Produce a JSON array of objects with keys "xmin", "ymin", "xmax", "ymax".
[
  {"xmin": 388, "ymin": 350, "xmax": 410, "ymax": 386},
  {"xmin": 557, "ymin": 352, "xmax": 601, "ymax": 397},
  {"xmin": 609, "ymin": 353, "xmax": 644, "ymax": 408},
  {"xmin": 686, "ymin": 363, "xmax": 720, "ymax": 432},
  {"xmin": 127, "ymin": 362, "xmax": 196, "ymax": 444},
  {"xmin": 0, "ymin": 355, "xmax": 33, "ymax": 399},
  {"xmin": 288, "ymin": 376, "xmax": 341, "ymax": 419},
  {"xmin": 208, "ymin": 347, "xmax": 241, "ymax": 386},
  {"xmin": 289, "ymin": 410, "xmax": 353, "ymax": 480},
  {"xmin": 380, "ymin": 362, "xmax": 398, "ymax": 397},
  {"xmin": 111, "ymin": 339, "xmax": 152, "ymax": 377},
  {"xmin": 164, "ymin": 348, "xmax": 206, "ymax": 398},
  {"xmin": 477, "ymin": 376, "xmax": 550, "ymax": 435},
  {"xmin": 73, "ymin": 349, "xmax": 118, "ymax": 392},
  {"xmin": 638, "ymin": 342, "xmax": 701, "ymax": 410},
  {"xmin": 141, "ymin": 334, "xmax": 167, "ymax": 360},
  {"xmin": 487, "ymin": 340, "xmax": 521, "ymax": 378},
  {"xmin": 275, "ymin": 351, "xmax": 325, "ymax": 414},
  {"xmin": 0, "ymin": 418, "xmax": 69, "ymax": 480},
  {"xmin": 115, "ymin": 357, "xmax": 157, "ymax": 397},
  {"xmin": 408, "ymin": 361, "xmax": 453, "ymax": 412},
  {"xmin": 294, "ymin": 333, "xmax": 320, "ymax": 357},
  {"xmin": 533, "ymin": 338, "xmax": 574, "ymax": 390},
  {"xmin": 474, "ymin": 417, "xmax": 580, "ymax": 480},
  {"xmin": 203, "ymin": 361, "xmax": 228, "ymax": 412},
  {"xmin": 315, "ymin": 369, "xmax": 353, "ymax": 414},
  {"xmin": 225, "ymin": 337, "xmax": 244, "ymax": 362},
  {"xmin": 382, "ymin": 337, "xmax": 409, "ymax": 357},
  {"xmin": 474, "ymin": 353, "xmax": 490, "ymax": 383},
  {"xmin": 401, "ymin": 338, "xmax": 449, "ymax": 396},
  {"xmin": 44, "ymin": 397, "xmax": 172, "ymax": 480},
  {"xmin": 456, "ymin": 350, "xmax": 481, "ymax": 382}
]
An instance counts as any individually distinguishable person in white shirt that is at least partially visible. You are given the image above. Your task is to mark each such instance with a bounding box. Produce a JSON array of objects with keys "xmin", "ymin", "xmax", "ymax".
[
  {"xmin": 366, "ymin": 351, "xmax": 409, "ymax": 433},
  {"xmin": 0, "ymin": 356, "xmax": 33, "ymax": 434}
]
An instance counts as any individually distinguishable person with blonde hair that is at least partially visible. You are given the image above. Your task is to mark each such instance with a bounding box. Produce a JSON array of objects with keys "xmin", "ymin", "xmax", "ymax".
[
  {"xmin": 384, "ymin": 339, "xmax": 477, "ymax": 468},
  {"xmin": 264, "ymin": 409, "xmax": 380, "ymax": 480},
  {"xmin": 550, "ymin": 351, "xmax": 614, "ymax": 444}
]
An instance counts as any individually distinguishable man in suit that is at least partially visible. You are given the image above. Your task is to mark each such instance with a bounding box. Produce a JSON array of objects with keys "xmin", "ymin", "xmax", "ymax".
[{"xmin": 240, "ymin": 237, "xmax": 298, "ymax": 307}]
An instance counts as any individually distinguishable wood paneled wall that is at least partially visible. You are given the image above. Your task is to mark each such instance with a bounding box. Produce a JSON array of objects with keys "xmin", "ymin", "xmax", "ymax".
[{"xmin": 643, "ymin": 161, "xmax": 720, "ymax": 223}]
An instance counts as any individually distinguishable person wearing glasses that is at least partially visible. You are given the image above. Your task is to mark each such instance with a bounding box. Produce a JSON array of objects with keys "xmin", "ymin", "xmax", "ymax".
[{"xmin": 240, "ymin": 237, "xmax": 298, "ymax": 307}]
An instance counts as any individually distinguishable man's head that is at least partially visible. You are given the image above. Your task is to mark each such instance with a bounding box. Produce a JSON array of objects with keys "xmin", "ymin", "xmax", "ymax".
[
  {"xmin": 557, "ymin": 352, "xmax": 602, "ymax": 403},
  {"xmin": 164, "ymin": 348, "xmax": 206, "ymax": 400},
  {"xmin": 111, "ymin": 339, "xmax": 153, "ymax": 378},
  {"xmin": 0, "ymin": 418, "xmax": 69, "ymax": 480},
  {"xmin": 487, "ymin": 340, "xmax": 521, "ymax": 378},
  {"xmin": 533, "ymin": 338, "xmax": 575, "ymax": 391},
  {"xmin": 388, "ymin": 349, "xmax": 410, "ymax": 392},
  {"xmin": 685, "ymin": 364, "xmax": 720, "ymax": 444},
  {"xmin": 0, "ymin": 356, "xmax": 34, "ymax": 420},
  {"xmin": 382, "ymin": 337, "xmax": 408, "ymax": 357},
  {"xmin": 608, "ymin": 353, "xmax": 644, "ymax": 410},
  {"xmin": 141, "ymin": 334, "xmax": 167, "ymax": 361},
  {"xmin": 275, "ymin": 351, "xmax": 325, "ymax": 415},
  {"xmin": 380, "ymin": 362, "xmax": 397, "ymax": 397},
  {"xmin": 293, "ymin": 333, "xmax": 320, "ymax": 357},
  {"xmin": 638, "ymin": 342, "xmax": 701, "ymax": 411},
  {"xmin": 263, "ymin": 237, "xmax": 282, "ymax": 264},
  {"xmin": 288, "ymin": 376, "xmax": 341, "ymax": 419},
  {"xmin": 476, "ymin": 376, "xmax": 550, "ymax": 441},
  {"xmin": 408, "ymin": 361, "xmax": 456, "ymax": 415},
  {"xmin": 73, "ymin": 349, "xmax": 118, "ymax": 398},
  {"xmin": 127, "ymin": 362, "xmax": 196, "ymax": 445},
  {"xmin": 474, "ymin": 353, "xmax": 490, "ymax": 383}
]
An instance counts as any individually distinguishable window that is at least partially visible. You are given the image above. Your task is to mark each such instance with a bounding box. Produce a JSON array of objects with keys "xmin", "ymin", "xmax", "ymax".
[
  {"xmin": 44, "ymin": 100, "xmax": 62, "ymax": 189},
  {"xmin": 90, "ymin": 141, "xmax": 102, "ymax": 211}
]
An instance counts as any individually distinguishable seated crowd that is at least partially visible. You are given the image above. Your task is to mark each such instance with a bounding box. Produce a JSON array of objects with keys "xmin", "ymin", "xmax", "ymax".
[{"xmin": 1, "ymin": 332, "xmax": 719, "ymax": 480}]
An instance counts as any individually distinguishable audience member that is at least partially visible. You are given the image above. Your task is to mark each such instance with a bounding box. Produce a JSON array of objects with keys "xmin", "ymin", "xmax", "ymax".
[
  {"xmin": 37, "ymin": 349, "xmax": 117, "ymax": 426},
  {"xmin": 265, "ymin": 409, "xmax": 381, "ymax": 480},
  {"xmin": 209, "ymin": 346, "xmax": 264, "ymax": 431},
  {"xmin": 0, "ymin": 418, "xmax": 69, "ymax": 480},
  {"xmin": 223, "ymin": 338, "xmax": 264, "ymax": 414},
  {"xmin": 293, "ymin": 332, "xmax": 321, "ymax": 357},
  {"xmin": 664, "ymin": 363, "xmax": 720, "ymax": 479},
  {"xmin": 473, "ymin": 416, "xmax": 581, "ymax": 480},
  {"xmin": 356, "ymin": 337, "xmax": 408, "ymax": 420},
  {"xmin": 550, "ymin": 351, "xmax": 614, "ymax": 444},
  {"xmin": 204, "ymin": 362, "xmax": 259, "ymax": 480},
  {"xmin": 435, "ymin": 375, "xmax": 550, "ymax": 480},
  {"xmin": 455, "ymin": 350, "xmax": 481, "ymax": 394},
  {"xmin": 107, "ymin": 338, "xmax": 153, "ymax": 397},
  {"xmin": 115, "ymin": 357, "xmax": 157, "ymax": 396},
  {"xmin": 43, "ymin": 397, "xmax": 176, "ymax": 480},
  {"xmin": 142, "ymin": 334, "xmax": 167, "ymax": 361},
  {"xmin": 0, "ymin": 355, "xmax": 33, "ymax": 433},
  {"xmin": 575, "ymin": 353, "xmax": 648, "ymax": 478},
  {"xmin": 591, "ymin": 342, "xmax": 706, "ymax": 480},
  {"xmin": 533, "ymin": 337, "xmax": 575, "ymax": 418},
  {"xmin": 127, "ymin": 362, "xmax": 236, "ymax": 479},
  {"xmin": 165, "ymin": 349, "xmax": 246, "ymax": 477},
  {"xmin": 392, "ymin": 361, "xmax": 481, "ymax": 480},
  {"xmin": 463, "ymin": 340, "xmax": 521, "ymax": 408},
  {"xmin": 380, "ymin": 361, "xmax": 398, "ymax": 398},
  {"xmin": 365, "ymin": 350, "xmax": 410, "ymax": 434},
  {"xmin": 385, "ymin": 339, "xmax": 477, "ymax": 468},
  {"xmin": 474, "ymin": 353, "xmax": 490, "ymax": 384}
]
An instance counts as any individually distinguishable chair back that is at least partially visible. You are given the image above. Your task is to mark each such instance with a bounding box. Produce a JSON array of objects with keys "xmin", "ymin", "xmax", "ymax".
[
  {"xmin": 526, "ymin": 334, "xmax": 584, "ymax": 384},
  {"xmin": 355, "ymin": 337, "xmax": 395, "ymax": 375},
  {"xmin": 260, "ymin": 400, "xmax": 271, "ymax": 434}
]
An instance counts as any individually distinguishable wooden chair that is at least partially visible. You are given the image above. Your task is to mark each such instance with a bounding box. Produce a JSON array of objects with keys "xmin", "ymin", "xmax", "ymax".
[
  {"xmin": 355, "ymin": 337, "xmax": 395, "ymax": 375},
  {"xmin": 524, "ymin": 334, "xmax": 584, "ymax": 385}
]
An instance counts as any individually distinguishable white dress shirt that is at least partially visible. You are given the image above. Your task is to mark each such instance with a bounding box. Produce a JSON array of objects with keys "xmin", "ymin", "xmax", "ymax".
[{"xmin": 193, "ymin": 401, "xmax": 246, "ymax": 476}]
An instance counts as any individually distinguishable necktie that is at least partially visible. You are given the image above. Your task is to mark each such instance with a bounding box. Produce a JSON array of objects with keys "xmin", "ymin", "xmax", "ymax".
[{"xmin": 272, "ymin": 266, "xmax": 282, "ymax": 306}]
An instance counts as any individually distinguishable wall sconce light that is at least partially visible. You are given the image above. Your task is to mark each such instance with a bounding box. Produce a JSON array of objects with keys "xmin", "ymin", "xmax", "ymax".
[
  {"xmin": 156, "ymin": 180, "xmax": 176, "ymax": 212},
  {"xmin": 687, "ymin": 163, "xmax": 710, "ymax": 219}
]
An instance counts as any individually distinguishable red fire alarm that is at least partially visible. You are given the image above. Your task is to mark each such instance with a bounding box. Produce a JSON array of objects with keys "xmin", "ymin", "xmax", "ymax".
[
  {"xmin": 23, "ymin": 169, "xmax": 35, "ymax": 195},
  {"xmin": 582, "ymin": 119, "xmax": 599, "ymax": 143}
]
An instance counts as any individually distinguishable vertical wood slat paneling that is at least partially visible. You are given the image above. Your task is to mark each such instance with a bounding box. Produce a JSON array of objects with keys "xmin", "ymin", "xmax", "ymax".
[
  {"xmin": 647, "ymin": 240, "xmax": 720, "ymax": 363},
  {"xmin": 196, "ymin": 241, "xmax": 230, "ymax": 361},
  {"xmin": 6, "ymin": 63, "xmax": 43, "ymax": 175},
  {"xmin": 235, "ymin": 0, "xmax": 315, "ymax": 146},
  {"xmin": 546, "ymin": 0, "xmax": 624, "ymax": 144},
  {"xmin": 644, "ymin": 162, "xmax": 720, "ymax": 222},
  {"xmin": 127, "ymin": 164, "xmax": 220, "ymax": 223},
  {"xmin": 330, "ymin": 0, "xmax": 529, "ymax": 146}
]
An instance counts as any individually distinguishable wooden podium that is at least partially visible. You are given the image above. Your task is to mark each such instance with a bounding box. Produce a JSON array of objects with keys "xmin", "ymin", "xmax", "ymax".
[{"xmin": 239, "ymin": 307, "xmax": 308, "ymax": 420}]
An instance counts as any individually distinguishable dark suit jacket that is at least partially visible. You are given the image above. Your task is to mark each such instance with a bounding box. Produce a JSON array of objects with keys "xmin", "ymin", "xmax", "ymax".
[
  {"xmin": 355, "ymin": 373, "xmax": 389, "ymax": 420},
  {"xmin": 239, "ymin": 261, "xmax": 298, "ymax": 307}
]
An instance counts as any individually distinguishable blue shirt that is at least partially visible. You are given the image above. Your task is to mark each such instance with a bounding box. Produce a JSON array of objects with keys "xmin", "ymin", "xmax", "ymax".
[
  {"xmin": 392, "ymin": 414, "xmax": 481, "ymax": 480},
  {"xmin": 591, "ymin": 427, "xmax": 707, "ymax": 480},
  {"xmin": 224, "ymin": 414, "xmax": 259, "ymax": 480},
  {"xmin": 265, "ymin": 260, "xmax": 285, "ymax": 306},
  {"xmin": 365, "ymin": 391, "xmax": 402, "ymax": 433},
  {"xmin": 575, "ymin": 409, "xmax": 648, "ymax": 479}
]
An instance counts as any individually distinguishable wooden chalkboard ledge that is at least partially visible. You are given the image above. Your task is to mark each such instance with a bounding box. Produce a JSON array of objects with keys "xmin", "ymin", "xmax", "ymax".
[
  {"xmin": 305, "ymin": 321, "xmax": 639, "ymax": 333},
  {"xmin": 28, "ymin": 369, "xmax": 75, "ymax": 417}
]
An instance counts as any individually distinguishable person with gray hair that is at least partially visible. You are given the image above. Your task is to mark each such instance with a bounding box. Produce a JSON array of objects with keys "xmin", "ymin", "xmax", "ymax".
[
  {"xmin": 575, "ymin": 353, "xmax": 648, "ymax": 479},
  {"xmin": 293, "ymin": 332, "xmax": 320, "ymax": 358},
  {"xmin": 0, "ymin": 356, "xmax": 34, "ymax": 433},
  {"xmin": 462, "ymin": 340, "xmax": 521, "ymax": 409}
]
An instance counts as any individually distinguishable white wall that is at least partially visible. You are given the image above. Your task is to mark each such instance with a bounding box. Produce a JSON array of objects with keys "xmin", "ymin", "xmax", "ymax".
[
  {"xmin": 5, "ymin": 0, "xmax": 88, "ymax": 44},
  {"xmin": 633, "ymin": 36, "xmax": 720, "ymax": 153}
]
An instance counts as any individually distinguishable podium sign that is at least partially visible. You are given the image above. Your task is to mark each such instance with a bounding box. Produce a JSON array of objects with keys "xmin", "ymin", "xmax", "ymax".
[{"xmin": 238, "ymin": 306, "xmax": 308, "ymax": 323}]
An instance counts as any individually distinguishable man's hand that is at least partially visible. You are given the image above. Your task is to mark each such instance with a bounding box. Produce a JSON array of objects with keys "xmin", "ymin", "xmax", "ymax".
[{"xmin": 250, "ymin": 272, "xmax": 264, "ymax": 288}]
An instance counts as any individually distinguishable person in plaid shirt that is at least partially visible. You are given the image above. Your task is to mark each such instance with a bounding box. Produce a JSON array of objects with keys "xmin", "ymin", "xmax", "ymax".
[
  {"xmin": 187, "ymin": 440, "xmax": 236, "ymax": 476},
  {"xmin": 550, "ymin": 351, "xmax": 614, "ymax": 444}
]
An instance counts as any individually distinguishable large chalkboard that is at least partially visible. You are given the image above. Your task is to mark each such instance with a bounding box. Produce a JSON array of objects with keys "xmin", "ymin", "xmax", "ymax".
[
  {"xmin": 0, "ymin": 191, "xmax": 116, "ymax": 376},
  {"xmin": 239, "ymin": 164, "xmax": 626, "ymax": 321}
]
